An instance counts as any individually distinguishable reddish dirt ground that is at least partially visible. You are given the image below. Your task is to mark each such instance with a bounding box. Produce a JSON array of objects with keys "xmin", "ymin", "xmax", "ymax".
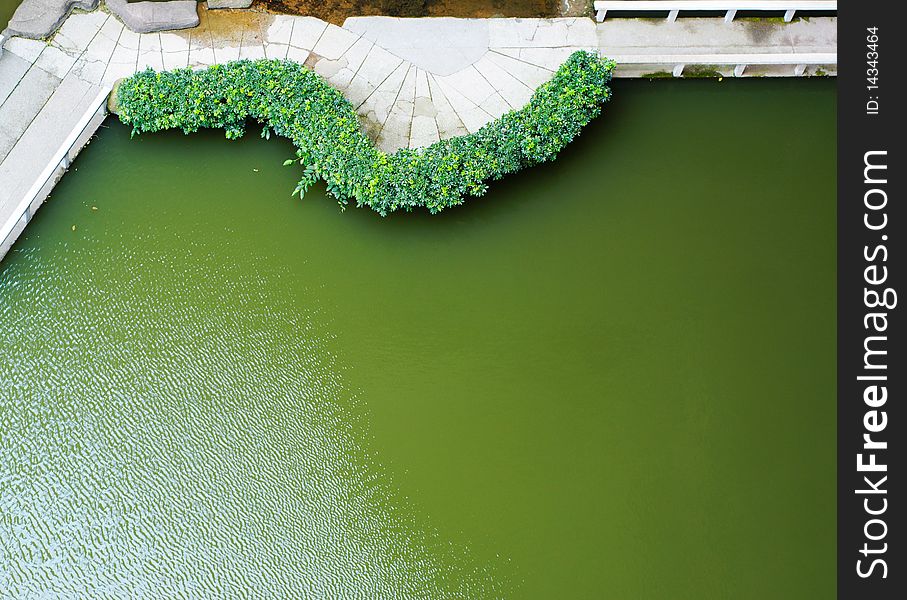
[{"xmin": 261, "ymin": 0, "xmax": 566, "ymax": 25}]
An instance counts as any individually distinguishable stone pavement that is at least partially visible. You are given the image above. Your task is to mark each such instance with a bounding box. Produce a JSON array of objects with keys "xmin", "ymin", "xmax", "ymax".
[
  {"xmin": 0, "ymin": 6, "xmax": 837, "ymax": 256},
  {"xmin": 3, "ymin": 0, "xmax": 98, "ymax": 39},
  {"xmin": 0, "ymin": 8, "xmax": 609, "ymax": 160},
  {"xmin": 105, "ymin": 0, "xmax": 200, "ymax": 35},
  {"xmin": 595, "ymin": 16, "xmax": 837, "ymax": 76},
  {"xmin": 0, "ymin": 10, "xmax": 108, "ymax": 237}
]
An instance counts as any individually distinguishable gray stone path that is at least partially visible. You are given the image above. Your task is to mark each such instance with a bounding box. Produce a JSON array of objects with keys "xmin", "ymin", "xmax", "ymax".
[
  {"xmin": 105, "ymin": 0, "xmax": 200, "ymax": 35},
  {"xmin": 0, "ymin": 6, "xmax": 837, "ymax": 260},
  {"xmin": 0, "ymin": 10, "xmax": 108, "ymax": 236}
]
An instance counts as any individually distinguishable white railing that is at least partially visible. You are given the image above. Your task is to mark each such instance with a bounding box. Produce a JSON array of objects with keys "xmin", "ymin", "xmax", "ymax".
[
  {"xmin": 607, "ymin": 51, "xmax": 836, "ymax": 76},
  {"xmin": 0, "ymin": 87, "xmax": 112, "ymax": 261},
  {"xmin": 595, "ymin": 1, "xmax": 837, "ymax": 23}
]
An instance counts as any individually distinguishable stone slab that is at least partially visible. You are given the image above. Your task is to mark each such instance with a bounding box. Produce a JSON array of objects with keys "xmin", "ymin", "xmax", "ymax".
[
  {"xmin": 4, "ymin": 0, "xmax": 98, "ymax": 39},
  {"xmin": 158, "ymin": 31, "xmax": 190, "ymax": 71},
  {"xmin": 289, "ymin": 16, "xmax": 327, "ymax": 51},
  {"xmin": 479, "ymin": 90, "xmax": 510, "ymax": 118},
  {"xmin": 117, "ymin": 26, "xmax": 141, "ymax": 51},
  {"xmin": 413, "ymin": 67, "xmax": 429, "ymax": 100},
  {"xmin": 312, "ymin": 23, "xmax": 358, "ymax": 61},
  {"xmin": 409, "ymin": 114, "xmax": 439, "ymax": 149},
  {"xmin": 487, "ymin": 18, "xmax": 538, "ymax": 48},
  {"xmin": 186, "ymin": 18, "xmax": 215, "ymax": 68},
  {"xmin": 161, "ymin": 47, "xmax": 189, "ymax": 69},
  {"xmin": 495, "ymin": 46, "xmax": 584, "ymax": 71},
  {"xmin": 102, "ymin": 30, "xmax": 139, "ymax": 84},
  {"xmin": 426, "ymin": 74, "xmax": 467, "ymax": 140},
  {"xmin": 486, "ymin": 50, "xmax": 553, "ymax": 88},
  {"xmin": 343, "ymin": 17, "xmax": 490, "ymax": 76},
  {"xmin": 0, "ymin": 64, "xmax": 61, "ymax": 162},
  {"xmin": 213, "ymin": 41, "xmax": 240, "ymax": 63},
  {"xmin": 264, "ymin": 42, "xmax": 288, "ymax": 60},
  {"xmin": 265, "ymin": 15, "xmax": 294, "ymax": 46},
  {"xmin": 160, "ymin": 31, "xmax": 191, "ymax": 53},
  {"xmin": 472, "ymin": 54, "xmax": 532, "ymax": 109},
  {"xmin": 314, "ymin": 35, "xmax": 372, "ymax": 90},
  {"xmin": 72, "ymin": 17, "xmax": 122, "ymax": 84},
  {"xmin": 436, "ymin": 65, "xmax": 496, "ymax": 107},
  {"xmin": 239, "ymin": 40, "xmax": 266, "ymax": 60},
  {"xmin": 137, "ymin": 32, "xmax": 164, "ymax": 70},
  {"xmin": 106, "ymin": 0, "xmax": 199, "ymax": 35},
  {"xmin": 596, "ymin": 17, "xmax": 835, "ymax": 54},
  {"xmin": 356, "ymin": 60, "xmax": 408, "ymax": 138},
  {"xmin": 3, "ymin": 37, "xmax": 48, "ymax": 63},
  {"xmin": 285, "ymin": 45, "xmax": 309, "ymax": 64},
  {"xmin": 490, "ymin": 17, "xmax": 597, "ymax": 48},
  {"xmin": 52, "ymin": 9, "xmax": 107, "ymax": 53},
  {"xmin": 0, "ymin": 72, "xmax": 99, "ymax": 215},
  {"xmin": 0, "ymin": 51, "xmax": 32, "ymax": 106},
  {"xmin": 433, "ymin": 75, "xmax": 492, "ymax": 133},
  {"xmin": 35, "ymin": 42, "xmax": 78, "ymax": 78},
  {"xmin": 345, "ymin": 43, "xmax": 402, "ymax": 108},
  {"xmin": 377, "ymin": 64, "xmax": 415, "ymax": 152}
]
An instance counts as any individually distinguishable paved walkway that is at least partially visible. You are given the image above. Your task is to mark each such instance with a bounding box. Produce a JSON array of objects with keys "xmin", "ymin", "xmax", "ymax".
[
  {"xmin": 0, "ymin": 6, "xmax": 836, "ymax": 260},
  {"xmin": 1, "ymin": 10, "xmax": 109, "ymax": 237}
]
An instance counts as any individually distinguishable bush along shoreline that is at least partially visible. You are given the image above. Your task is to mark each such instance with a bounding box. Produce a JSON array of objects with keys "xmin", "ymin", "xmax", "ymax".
[{"xmin": 116, "ymin": 51, "xmax": 615, "ymax": 215}]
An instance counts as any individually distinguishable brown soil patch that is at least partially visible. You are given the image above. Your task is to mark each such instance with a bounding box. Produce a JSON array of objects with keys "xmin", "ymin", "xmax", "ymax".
[{"xmin": 260, "ymin": 0, "xmax": 565, "ymax": 25}]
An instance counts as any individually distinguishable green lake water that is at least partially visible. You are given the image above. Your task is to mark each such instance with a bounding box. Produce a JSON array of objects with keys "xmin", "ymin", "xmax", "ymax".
[
  {"xmin": 2, "ymin": 1, "xmax": 19, "ymax": 30},
  {"xmin": 1, "ymin": 78, "xmax": 836, "ymax": 598}
]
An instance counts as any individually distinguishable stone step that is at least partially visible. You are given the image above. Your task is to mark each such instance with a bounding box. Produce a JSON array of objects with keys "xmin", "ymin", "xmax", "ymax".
[
  {"xmin": 0, "ymin": 51, "xmax": 33, "ymax": 106},
  {"xmin": 0, "ymin": 64, "xmax": 61, "ymax": 164}
]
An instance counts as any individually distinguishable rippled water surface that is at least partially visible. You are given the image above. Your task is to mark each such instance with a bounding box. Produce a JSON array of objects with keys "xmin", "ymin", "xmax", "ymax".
[{"xmin": 1, "ymin": 79, "xmax": 835, "ymax": 598}]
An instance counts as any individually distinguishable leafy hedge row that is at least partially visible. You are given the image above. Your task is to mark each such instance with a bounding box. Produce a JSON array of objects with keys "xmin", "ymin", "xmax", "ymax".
[{"xmin": 116, "ymin": 51, "xmax": 615, "ymax": 214}]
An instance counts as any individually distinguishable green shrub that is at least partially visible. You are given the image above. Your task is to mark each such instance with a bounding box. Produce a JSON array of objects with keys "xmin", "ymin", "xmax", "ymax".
[{"xmin": 116, "ymin": 51, "xmax": 615, "ymax": 215}]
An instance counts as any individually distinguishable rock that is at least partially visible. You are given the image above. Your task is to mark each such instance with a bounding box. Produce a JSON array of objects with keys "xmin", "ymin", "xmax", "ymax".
[
  {"xmin": 4, "ymin": 0, "xmax": 99, "ymax": 39},
  {"xmin": 105, "ymin": 0, "xmax": 200, "ymax": 34},
  {"xmin": 207, "ymin": 0, "xmax": 253, "ymax": 8},
  {"xmin": 107, "ymin": 78, "xmax": 122, "ymax": 115}
]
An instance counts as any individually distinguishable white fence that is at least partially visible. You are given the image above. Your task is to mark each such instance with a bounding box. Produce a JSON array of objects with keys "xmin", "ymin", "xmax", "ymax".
[
  {"xmin": 595, "ymin": 1, "xmax": 837, "ymax": 23},
  {"xmin": 0, "ymin": 87, "xmax": 111, "ymax": 262},
  {"xmin": 608, "ymin": 52, "xmax": 835, "ymax": 76}
]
